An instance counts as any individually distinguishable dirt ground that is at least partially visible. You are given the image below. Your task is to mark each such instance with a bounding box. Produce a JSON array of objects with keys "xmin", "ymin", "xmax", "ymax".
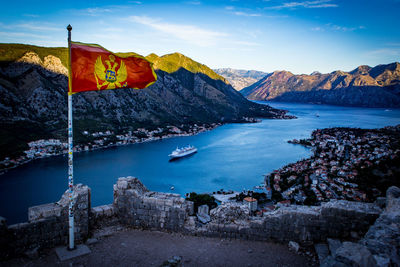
[{"xmin": 1, "ymin": 227, "xmax": 317, "ymax": 267}]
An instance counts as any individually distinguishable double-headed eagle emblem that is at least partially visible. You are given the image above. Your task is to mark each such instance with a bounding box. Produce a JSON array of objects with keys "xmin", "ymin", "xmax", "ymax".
[{"xmin": 94, "ymin": 55, "xmax": 128, "ymax": 90}]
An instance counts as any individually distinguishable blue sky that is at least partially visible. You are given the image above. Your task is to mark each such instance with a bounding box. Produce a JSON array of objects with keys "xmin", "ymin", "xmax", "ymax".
[{"xmin": 1, "ymin": 0, "xmax": 400, "ymax": 74}]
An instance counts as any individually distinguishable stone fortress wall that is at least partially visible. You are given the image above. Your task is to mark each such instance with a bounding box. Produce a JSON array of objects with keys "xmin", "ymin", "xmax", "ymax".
[
  {"xmin": 0, "ymin": 184, "xmax": 90, "ymax": 259},
  {"xmin": 0, "ymin": 176, "xmax": 398, "ymax": 264}
]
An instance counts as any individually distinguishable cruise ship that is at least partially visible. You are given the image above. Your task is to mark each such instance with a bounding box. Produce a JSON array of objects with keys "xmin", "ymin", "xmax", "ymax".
[{"xmin": 168, "ymin": 145, "xmax": 197, "ymax": 160}]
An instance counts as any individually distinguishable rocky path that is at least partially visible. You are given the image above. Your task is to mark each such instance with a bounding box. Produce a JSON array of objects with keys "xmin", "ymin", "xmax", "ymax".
[{"xmin": 1, "ymin": 228, "xmax": 315, "ymax": 267}]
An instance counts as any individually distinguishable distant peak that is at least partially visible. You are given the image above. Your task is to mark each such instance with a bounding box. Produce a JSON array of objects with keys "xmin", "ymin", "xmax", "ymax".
[
  {"xmin": 331, "ymin": 70, "xmax": 346, "ymax": 75},
  {"xmin": 389, "ymin": 62, "xmax": 400, "ymax": 71},
  {"xmin": 14, "ymin": 51, "xmax": 67, "ymax": 75},
  {"xmin": 310, "ymin": 71, "xmax": 321, "ymax": 76},
  {"xmin": 145, "ymin": 53, "xmax": 159, "ymax": 62},
  {"xmin": 43, "ymin": 55, "xmax": 68, "ymax": 75},
  {"xmin": 17, "ymin": 51, "xmax": 42, "ymax": 65},
  {"xmin": 158, "ymin": 52, "xmax": 197, "ymax": 63},
  {"xmin": 149, "ymin": 51, "xmax": 227, "ymax": 83},
  {"xmin": 378, "ymin": 62, "xmax": 400, "ymax": 73},
  {"xmin": 369, "ymin": 61, "xmax": 400, "ymax": 78},
  {"xmin": 162, "ymin": 52, "xmax": 185, "ymax": 58},
  {"xmin": 272, "ymin": 70, "xmax": 293, "ymax": 76},
  {"xmin": 350, "ymin": 65, "xmax": 371, "ymax": 75}
]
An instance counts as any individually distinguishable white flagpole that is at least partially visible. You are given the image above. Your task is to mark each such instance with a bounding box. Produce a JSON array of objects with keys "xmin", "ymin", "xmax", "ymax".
[{"xmin": 67, "ymin": 24, "xmax": 75, "ymax": 250}]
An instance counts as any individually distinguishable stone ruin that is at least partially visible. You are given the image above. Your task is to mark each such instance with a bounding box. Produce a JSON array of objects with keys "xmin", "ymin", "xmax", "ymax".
[
  {"xmin": 113, "ymin": 177, "xmax": 194, "ymax": 230},
  {"xmin": 0, "ymin": 176, "xmax": 398, "ymax": 265},
  {"xmin": 0, "ymin": 184, "xmax": 90, "ymax": 259},
  {"xmin": 319, "ymin": 186, "xmax": 400, "ymax": 266}
]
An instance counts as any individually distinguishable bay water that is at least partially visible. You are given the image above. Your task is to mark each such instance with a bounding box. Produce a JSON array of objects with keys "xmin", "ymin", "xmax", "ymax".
[{"xmin": 1, "ymin": 102, "xmax": 400, "ymax": 224}]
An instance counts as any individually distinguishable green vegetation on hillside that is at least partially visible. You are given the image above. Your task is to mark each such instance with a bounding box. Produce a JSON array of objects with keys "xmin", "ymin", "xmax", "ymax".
[
  {"xmin": 146, "ymin": 52, "xmax": 227, "ymax": 83},
  {"xmin": 0, "ymin": 43, "xmax": 68, "ymax": 67},
  {"xmin": 114, "ymin": 51, "xmax": 143, "ymax": 58},
  {"xmin": 145, "ymin": 53, "xmax": 159, "ymax": 63},
  {"xmin": 0, "ymin": 44, "xmax": 227, "ymax": 84},
  {"xmin": 0, "ymin": 43, "xmax": 272, "ymax": 161}
]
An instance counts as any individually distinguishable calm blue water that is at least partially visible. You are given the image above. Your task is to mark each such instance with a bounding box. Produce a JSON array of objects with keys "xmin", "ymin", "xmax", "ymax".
[{"xmin": 1, "ymin": 102, "xmax": 400, "ymax": 224}]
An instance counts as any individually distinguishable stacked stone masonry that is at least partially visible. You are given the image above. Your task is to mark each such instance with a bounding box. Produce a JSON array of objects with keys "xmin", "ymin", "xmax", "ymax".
[
  {"xmin": 113, "ymin": 177, "xmax": 194, "ymax": 230},
  {"xmin": 194, "ymin": 200, "xmax": 381, "ymax": 243},
  {"xmin": 90, "ymin": 204, "xmax": 118, "ymax": 230},
  {"xmin": 321, "ymin": 186, "xmax": 400, "ymax": 266},
  {"xmin": 0, "ymin": 184, "xmax": 90, "ymax": 259},
  {"xmin": 0, "ymin": 176, "xmax": 395, "ymax": 262}
]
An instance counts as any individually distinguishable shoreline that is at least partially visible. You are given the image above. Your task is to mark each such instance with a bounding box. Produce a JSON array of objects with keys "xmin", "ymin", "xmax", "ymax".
[
  {"xmin": 265, "ymin": 125, "xmax": 400, "ymax": 205},
  {"xmin": 0, "ymin": 111, "xmax": 294, "ymax": 176},
  {"xmin": 0, "ymin": 123, "xmax": 223, "ymax": 175}
]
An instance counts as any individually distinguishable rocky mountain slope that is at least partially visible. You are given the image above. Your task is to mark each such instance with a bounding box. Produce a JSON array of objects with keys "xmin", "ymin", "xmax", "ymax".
[
  {"xmin": 149, "ymin": 53, "xmax": 227, "ymax": 83},
  {"xmin": 0, "ymin": 44, "xmax": 289, "ymax": 159},
  {"xmin": 240, "ymin": 63, "xmax": 400, "ymax": 107},
  {"xmin": 214, "ymin": 68, "xmax": 268, "ymax": 91}
]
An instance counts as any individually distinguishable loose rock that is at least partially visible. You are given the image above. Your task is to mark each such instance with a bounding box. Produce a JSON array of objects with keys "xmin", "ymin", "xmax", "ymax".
[
  {"xmin": 327, "ymin": 238, "xmax": 341, "ymax": 256},
  {"xmin": 334, "ymin": 242, "xmax": 376, "ymax": 267},
  {"xmin": 288, "ymin": 241, "xmax": 300, "ymax": 253},
  {"xmin": 314, "ymin": 243, "xmax": 329, "ymax": 263}
]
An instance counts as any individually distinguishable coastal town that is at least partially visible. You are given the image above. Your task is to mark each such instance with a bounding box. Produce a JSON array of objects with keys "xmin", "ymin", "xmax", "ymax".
[
  {"xmin": 0, "ymin": 123, "xmax": 221, "ymax": 173},
  {"xmin": 265, "ymin": 125, "xmax": 400, "ymax": 205}
]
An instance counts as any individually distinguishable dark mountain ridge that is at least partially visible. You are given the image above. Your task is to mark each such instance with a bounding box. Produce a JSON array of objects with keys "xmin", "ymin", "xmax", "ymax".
[
  {"xmin": 0, "ymin": 45, "xmax": 290, "ymax": 160},
  {"xmin": 240, "ymin": 62, "xmax": 400, "ymax": 107}
]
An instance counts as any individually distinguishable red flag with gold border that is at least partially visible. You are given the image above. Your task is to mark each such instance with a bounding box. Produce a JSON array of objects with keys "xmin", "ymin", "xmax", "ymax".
[{"xmin": 69, "ymin": 42, "xmax": 157, "ymax": 94}]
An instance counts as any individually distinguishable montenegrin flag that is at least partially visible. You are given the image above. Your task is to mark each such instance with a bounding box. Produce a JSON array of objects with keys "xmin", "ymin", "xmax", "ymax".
[{"xmin": 69, "ymin": 42, "xmax": 157, "ymax": 94}]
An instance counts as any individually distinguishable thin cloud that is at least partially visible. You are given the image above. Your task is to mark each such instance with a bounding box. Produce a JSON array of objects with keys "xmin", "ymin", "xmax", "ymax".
[
  {"xmin": 311, "ymin": 26, "xmax": 324, "ymax": 31},
  {"xmin": 308, "ymin": 3, "xmax": 338, "ymax": 8},
  {"xmin": 218, "ymin": 46, "xmax": 256, "ymax": 52},
  {"xmin": 264, "ymin": 14, "xmax": 289, "ymax": 18},
  {"xmin": 233, "ymin": 40, "xmax": 261, "ymax": 46},
  {"xmin": 88, "ymin": 32, "xmax": 130, "ymax": 41},
  {"xmin": 267, "ymin": 0, "xmax": 338, "ymax": 9},
  {"xmin": 225, "ymin": 6, "xmax": 261, "ymax": 17},
  {"xmin": 233, "ymin": 11, "xmax": 261, "ymax": 17},
  {"xmin": 185, "ymin": 1, "xmax": 201, "ymax": 5},
  {"xmin": 366, "ymin": 48, "xmax": 400, "ymax": 57},
  {"xmin": 15, "ymin": 23, "xmax": 60, "ymax": 32},
  {"xmin": 102, "ymin": 27, "xmax": 125, "ymax": 33},
  {"xmin": 0, "ymin": 31, "xmax": 50, "ymax": 39},
  {"xmin": 329, "ymin": 24, "xmax": 365, "ymax": 32},
  {"xmin": 129, "ymin": 15, "xmax": 228, "ymax": 47},
  {"xmin": 23, "ymin": 14, "xmax": 39, "ymax": 18},
  {"xmin": 85, "ymin": 7, "xmax": 112, "ymax": 16},
  {"xmin": 312, "ymin": 24, "xmax": 365, "ymax": 32},
  {"xmin": 0, "ymin": 23, "xmax": 60, "ymax": 32}
]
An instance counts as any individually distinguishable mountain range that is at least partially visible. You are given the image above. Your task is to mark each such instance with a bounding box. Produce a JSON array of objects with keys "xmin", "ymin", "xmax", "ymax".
[
  {"xmin": 213, "ymin": 68, "xmax": 268, "ymax": 91},
  {"xmin": 0, "ymin": 43, "xmax": 289, "ymax": 160},
  {"xmin": 240, "ymin": 62, "xmax": 400, "ymax": 108}
]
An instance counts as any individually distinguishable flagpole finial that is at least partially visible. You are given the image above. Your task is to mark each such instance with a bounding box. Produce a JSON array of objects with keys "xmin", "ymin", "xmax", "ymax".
[{"xmin": 67, "ymin": 24, "xmax": 72, "ymax": 31}]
